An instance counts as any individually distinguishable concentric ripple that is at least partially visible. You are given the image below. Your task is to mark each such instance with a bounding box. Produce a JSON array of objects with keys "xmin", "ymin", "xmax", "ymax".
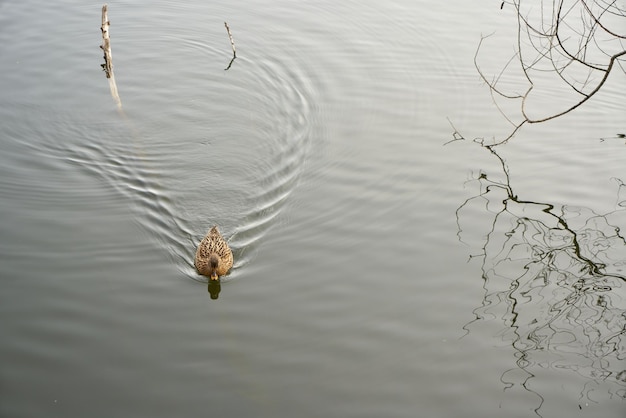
[{"xmin": 19, "ymin": 20, "xmax": 317, "ymax": 283}]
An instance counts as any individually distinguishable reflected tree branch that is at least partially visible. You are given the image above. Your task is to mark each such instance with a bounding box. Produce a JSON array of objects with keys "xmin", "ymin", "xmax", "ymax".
[{"xmin": 456, "ymin": 141, "xmax": 626, "ymax": 415}]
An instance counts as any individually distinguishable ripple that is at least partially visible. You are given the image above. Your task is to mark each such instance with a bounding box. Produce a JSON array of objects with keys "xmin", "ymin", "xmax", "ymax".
[
  {"xmin": 9, "ymin": 20, "xmax": 318, "ymax": 284},
  {"xmin": 2, "ymin": 1, "xmax": 468, "ymax": 285}
]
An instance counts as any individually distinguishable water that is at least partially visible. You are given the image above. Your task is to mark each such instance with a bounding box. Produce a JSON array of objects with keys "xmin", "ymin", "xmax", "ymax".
[{"xmin": 1, "ymin": 1, "xmax": 624, "ymax": 417}]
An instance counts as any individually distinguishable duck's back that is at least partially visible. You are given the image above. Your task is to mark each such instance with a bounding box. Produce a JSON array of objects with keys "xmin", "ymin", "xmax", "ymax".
[{"xmin": 195, "ymin": 226, "xmax": 233, "ymax": 276}]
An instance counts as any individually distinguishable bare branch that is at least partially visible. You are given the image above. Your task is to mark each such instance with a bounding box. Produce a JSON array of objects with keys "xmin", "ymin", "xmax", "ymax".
[{"xmin": 475, "ymin": 0, "xmax": 626, "ymax": 144}]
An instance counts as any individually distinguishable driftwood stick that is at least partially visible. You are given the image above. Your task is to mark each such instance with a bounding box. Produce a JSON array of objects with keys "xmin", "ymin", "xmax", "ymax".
[
  {"xmin": 100, "ymin": 5, "xmax": 113, "ymax": 78},
  {"xmin": 100, "ymin": 4, "xmax": 122, "ymax": 110},
  {"xmin": 224, "ymin": 22, "xmax": 236, "ymax": 57}
]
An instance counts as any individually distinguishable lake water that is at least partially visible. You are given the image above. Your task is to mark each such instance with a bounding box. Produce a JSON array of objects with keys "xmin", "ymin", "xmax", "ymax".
[{"xmin": 1, "ymin": 1, "xmax": 625, "ymax": 417}]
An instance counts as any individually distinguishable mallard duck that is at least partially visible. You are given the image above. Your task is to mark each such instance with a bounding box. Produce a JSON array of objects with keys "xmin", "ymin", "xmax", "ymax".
[{"xmin": 195, "ymin": 226, "xmax": 233, "ymax": 280}]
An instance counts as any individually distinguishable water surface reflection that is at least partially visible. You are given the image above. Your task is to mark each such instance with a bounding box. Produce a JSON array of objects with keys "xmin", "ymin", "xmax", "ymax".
[{"xmin": 457, "ymin": 144, "xmax": 626, "ymax": 415}]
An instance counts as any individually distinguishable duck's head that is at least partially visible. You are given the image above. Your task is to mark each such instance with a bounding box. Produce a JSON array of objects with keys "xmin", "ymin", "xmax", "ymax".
[{"xmin": 208, "ymin": 253, "xmax": 220, "ymax": 281}]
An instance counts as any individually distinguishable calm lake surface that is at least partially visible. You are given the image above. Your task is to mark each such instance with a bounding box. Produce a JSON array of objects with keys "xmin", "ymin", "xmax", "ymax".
[{"xmin": 1, "ymin": 1, "xmax": 624, "ymax": 417}]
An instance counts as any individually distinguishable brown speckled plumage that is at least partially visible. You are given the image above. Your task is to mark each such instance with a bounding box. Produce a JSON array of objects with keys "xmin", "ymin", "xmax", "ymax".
[{"xmin": 195, "ymin": 226, "xmax": 233, "ymax": 280}]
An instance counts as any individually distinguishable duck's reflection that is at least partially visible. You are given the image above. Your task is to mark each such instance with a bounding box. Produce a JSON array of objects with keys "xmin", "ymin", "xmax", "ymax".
[
  {"xmin": 457, "ymin": 144, "xmax": 626, "ymax": 413},
  {"xmin": 208, "ymin": 280, "xmax": 221, "ymax": 299}
]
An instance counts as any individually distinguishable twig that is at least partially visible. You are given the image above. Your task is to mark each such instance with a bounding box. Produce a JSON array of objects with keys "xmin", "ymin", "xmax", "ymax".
[
  {"xmin": 224, "ymin": 22, "xmax": 237, "ymax": 58},
  {"xmin": 224, "ymin": 22, "xmax": 237, "ymax": 71},
  {"xmin": 224, "ymin": 21, "xmax": 237, "ymax": 57},
  {"xmin": 443, "ymin": 117, "xmax": 466, "ymax": 145},
  {"xmin": 224, "ymin": 21, "xmax": 237, "ymax": 70}
]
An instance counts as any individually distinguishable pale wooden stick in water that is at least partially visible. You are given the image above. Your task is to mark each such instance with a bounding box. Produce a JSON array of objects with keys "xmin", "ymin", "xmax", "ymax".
[
  {"xmin": 100, "ymin": 4, "xmax": 122, "ymax": 110},
  {"xmin": 100, "ymin": 5, "xmax": 113, "ymax": 78}
]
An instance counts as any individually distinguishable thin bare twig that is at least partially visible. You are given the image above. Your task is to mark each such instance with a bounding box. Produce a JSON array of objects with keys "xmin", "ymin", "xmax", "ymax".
[{"xmin": 224, "ymin": 21, "xmax": 237, "ymax": 70}]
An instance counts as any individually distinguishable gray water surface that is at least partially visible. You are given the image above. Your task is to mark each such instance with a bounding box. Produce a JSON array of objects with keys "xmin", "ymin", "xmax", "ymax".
[{"xmin": 1, "ymin": 1, "xmax": 625, "ymax": 417}]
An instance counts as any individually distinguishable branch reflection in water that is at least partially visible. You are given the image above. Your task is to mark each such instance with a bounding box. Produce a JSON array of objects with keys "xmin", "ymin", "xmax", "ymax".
[{"xmin": 456, "ymin": 144, "xmax": 626, "ymax": 414}]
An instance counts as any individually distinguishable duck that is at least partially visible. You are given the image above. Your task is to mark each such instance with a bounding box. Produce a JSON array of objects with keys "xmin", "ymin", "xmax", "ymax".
[{"xmin": 195, "ymin": 226, "xmax": 233, "ymax": 280}]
